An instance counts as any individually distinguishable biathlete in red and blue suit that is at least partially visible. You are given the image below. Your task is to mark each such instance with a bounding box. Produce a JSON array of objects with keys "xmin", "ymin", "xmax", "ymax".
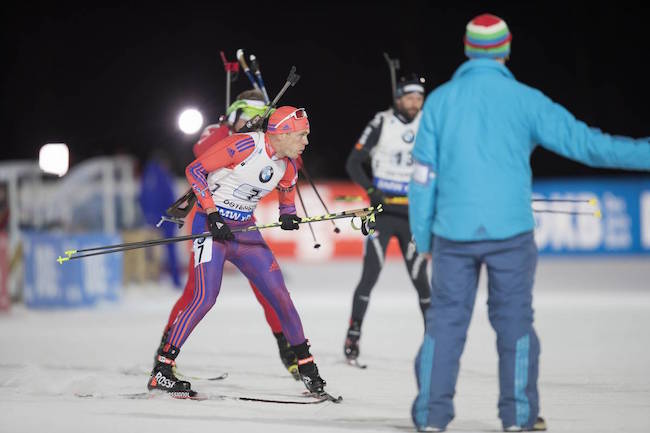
[
  {"xmin": 148, "ymin": 106, "xmax": 329, "ymax": 398},
  {"xmin": 158, "ymin": 93, "xmax": 301, "ymax": 379}
]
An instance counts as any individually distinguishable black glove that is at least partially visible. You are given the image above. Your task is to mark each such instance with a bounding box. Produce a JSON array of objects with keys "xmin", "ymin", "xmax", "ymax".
[
  {"xmin": 366, "ymin": 187, "xmax": 385, "ymax": 208},
  {"xmin": 207, "ymin": 211, "xmax": 234, "ymax": 241},
  {"xmin": 360, "ymin": 213, "xmax": 377, "ymax": 236},
  {"xmin": 279, "ymin": 213, "xmax": 300, "ymax": 230}
]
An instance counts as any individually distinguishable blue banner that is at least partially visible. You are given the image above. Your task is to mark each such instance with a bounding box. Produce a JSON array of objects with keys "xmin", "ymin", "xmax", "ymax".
[
  {"xmin": 533, "ymin": 177, "xmax": 650, "ymax": 255},
  {"xmin": 23, "ymin": 232, "xmax": 123, "ymax": 308}
]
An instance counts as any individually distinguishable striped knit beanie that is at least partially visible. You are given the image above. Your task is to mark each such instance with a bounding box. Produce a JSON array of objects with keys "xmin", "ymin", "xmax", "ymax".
[{"xmin": 464, "ymin": 14, "xmax": 512, "ymax": 59}]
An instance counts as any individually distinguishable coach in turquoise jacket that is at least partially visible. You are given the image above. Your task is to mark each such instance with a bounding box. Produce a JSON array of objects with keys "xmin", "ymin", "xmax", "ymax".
[{"xmin": 408, "ymin": 13, "xmax": 650, "ymax": 432}]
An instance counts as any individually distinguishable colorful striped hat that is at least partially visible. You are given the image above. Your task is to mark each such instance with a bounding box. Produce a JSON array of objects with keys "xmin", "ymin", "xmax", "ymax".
[{"xmin": 464, "ymin": 14, "xmax": 512, "ymax": 59}]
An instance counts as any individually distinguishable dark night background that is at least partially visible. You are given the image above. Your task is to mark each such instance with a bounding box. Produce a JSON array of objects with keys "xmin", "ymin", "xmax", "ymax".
[{"xmin": 1, "ymin": 2, "xmax": 648, "ymax": 179}]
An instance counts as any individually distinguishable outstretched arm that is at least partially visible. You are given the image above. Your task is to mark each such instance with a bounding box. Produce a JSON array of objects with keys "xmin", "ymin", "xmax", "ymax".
[{"xmin": 531, "ymin": 90, "xmax": 650, "ymax": 171}]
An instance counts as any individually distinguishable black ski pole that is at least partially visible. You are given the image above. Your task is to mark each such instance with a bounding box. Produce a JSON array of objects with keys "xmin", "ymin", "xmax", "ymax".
[
  {"xmin": 58, "ymin": 205, "xmax": 382, "ymax": 263},
  {"xmin": 295, "ymin": 183, "xmax": 321, "ymax": 249},
  {"xmin": 299, "ymin": 164, "xmax": 341, "ymax": 234}
]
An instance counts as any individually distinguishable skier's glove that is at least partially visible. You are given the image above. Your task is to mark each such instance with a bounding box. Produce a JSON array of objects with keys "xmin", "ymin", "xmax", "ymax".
[
  {"xmin": 207, "ymin": 211, "xmax": 234, "ymax": 241},
  {"xmin": 366, "ymin": 187, "xmax": 385, "ymax": 208},
  {"xmin": 279, "ymin": 214, "xmax": 300, "ymax": 230},
  {"xmin": 361, "ymin": 213, "xmax": 377, "ymax": 236}
]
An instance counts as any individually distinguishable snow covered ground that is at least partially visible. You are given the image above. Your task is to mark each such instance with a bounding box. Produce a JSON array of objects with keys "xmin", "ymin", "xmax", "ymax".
[{"xmin": 1, "ymin": 258, "xmax": 649, "ymax": 433}]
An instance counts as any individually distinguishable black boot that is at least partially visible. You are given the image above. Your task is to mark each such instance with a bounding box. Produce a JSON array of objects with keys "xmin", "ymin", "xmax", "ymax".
[
  {"xmin": 292, "ymin": 340, "xmax": 326, "ymax": 394},
  {"xmin": 147, "ymin": 342, "xmax": 196, "ymax": 397},
  {"xmin": 274, "ymin": 332, "xmax": 299, "ymax": 380},
  {"xmin": 344, "ymin": 319, "xmax": 361, "ymax": 360},
  {"xmin": 153, "ymin": 330, "xmax": 170, "ymax": 368}
]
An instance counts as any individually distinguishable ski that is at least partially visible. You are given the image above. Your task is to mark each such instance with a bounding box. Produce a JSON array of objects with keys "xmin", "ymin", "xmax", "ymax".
[
  {"xmin": 119, "ymin": 367, "xmax": 228, "ymax": 382},
  {"xmin": 346, "ymin": 359, "xmax": 368, "ymax": 369},
  {"xmin": 76, "ymin": 390, "xmax": 337, "ymax": 405},
  {"xmin": 175, "ymin": 371, "xmax": 229, "ymax": 381},
  {"xmin": 75, "ymin": 391, "xmax": 206, "ymax": 401},
  {"xmin": 235, "ymin": 394, "xmax": 333, "ymax": 405},
  {"xmin": 312, "ymin": 391, "xmax": 343, "ymax": 403}
]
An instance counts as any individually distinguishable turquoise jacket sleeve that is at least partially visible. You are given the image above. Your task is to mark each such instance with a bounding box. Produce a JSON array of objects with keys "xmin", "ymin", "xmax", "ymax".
[
  {"xmin": 530, "ymin": 90, "xmax": 650, "ymax": 170},
  {"xmin": 408, "ymin": 96, "xmax": 438, "ymax": 253}
]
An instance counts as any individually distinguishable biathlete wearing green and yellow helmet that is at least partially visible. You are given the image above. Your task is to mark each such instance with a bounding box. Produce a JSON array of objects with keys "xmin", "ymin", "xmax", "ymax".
[{"xmin": 226, "ymin": 99, "xmax": 272, "ymax": 125}]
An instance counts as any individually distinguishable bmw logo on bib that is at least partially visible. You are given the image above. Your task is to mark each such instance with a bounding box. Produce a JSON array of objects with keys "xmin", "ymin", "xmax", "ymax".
[
  {"xmin": 259, "ymin": 166, "xmax": 274, "ymax": 183},
  {"xmin": 402, "ymin": 130, "xmax": 415, "ymax": 143}
]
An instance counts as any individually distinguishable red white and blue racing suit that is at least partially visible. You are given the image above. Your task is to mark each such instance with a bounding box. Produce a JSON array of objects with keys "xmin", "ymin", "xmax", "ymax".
[
  {"xmin": 163, "ymin": 124, "xmax": 285, "ymax": 337},
  {"xmin": 166, "ymin": 131, "xmax": 306, "ymax": 348}
]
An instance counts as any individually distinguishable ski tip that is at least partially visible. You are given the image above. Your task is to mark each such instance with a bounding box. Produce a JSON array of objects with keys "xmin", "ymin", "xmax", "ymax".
[
  {"xmin": 589, "ymin": 198, "xmax": 598, "ymax": 206},
  {"xmin": 207, "ymin": 372, "xmax": 229, "ymax": 381},
  {"xmin": 56, "ymin": 256, "xmax": 69, "ymax": 265},
  {"xmin": 594, "ymin": 210, "xmax": 602, "ymax": 219},
  {"xmin": 346, "ymin": 359, "xmax": 368, "ymax": 369},
  {"xmin": 65, "ymin": 249, "xmax": 77, "ymax": 256},
  {"xmin": 175, "ymin": 370, "xmax": 229, "ymax": 381},
  {"xmin": 318, "ymin": 393, "xmax": 343, "ymax": 403}
]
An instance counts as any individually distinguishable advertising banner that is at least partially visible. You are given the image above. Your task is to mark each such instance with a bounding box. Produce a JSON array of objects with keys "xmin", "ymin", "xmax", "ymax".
[
  {"xmin": 23, "ymin": 232, "xmax": 122, "ymax": 308},
  {"xmin": 249, "ymin": 178, "xmax": 650, "ymax": 259}
]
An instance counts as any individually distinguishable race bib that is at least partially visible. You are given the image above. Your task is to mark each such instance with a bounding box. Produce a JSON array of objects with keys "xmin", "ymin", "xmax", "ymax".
[{"xmin": 193, "ymin": 236, "xmax": 213, "ymax": 267}]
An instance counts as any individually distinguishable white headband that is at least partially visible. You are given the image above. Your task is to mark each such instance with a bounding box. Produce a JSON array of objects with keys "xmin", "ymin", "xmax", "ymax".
[{"xmin": 399, "ymin": 84, "xmax": 425, "ymax": 95}]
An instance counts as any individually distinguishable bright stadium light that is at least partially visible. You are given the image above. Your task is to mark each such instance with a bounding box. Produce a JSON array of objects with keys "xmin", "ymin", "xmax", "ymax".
[
  {"xmin": 178, "ymin": 108, "xmax": 204, "ymax": 134},
  {"xmin": 39, "ymin": 143, "xmax": 69, "ymax": 177}
]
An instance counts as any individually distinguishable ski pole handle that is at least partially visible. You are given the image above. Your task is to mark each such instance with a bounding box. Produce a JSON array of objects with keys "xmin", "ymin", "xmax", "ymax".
[
  {"xmin": 249, "ymin": 54, "xmax": 270, "ymax": 104},
  {"xmin": 237, "ymin": 49, "xmax": 260, "ymax": 90}
]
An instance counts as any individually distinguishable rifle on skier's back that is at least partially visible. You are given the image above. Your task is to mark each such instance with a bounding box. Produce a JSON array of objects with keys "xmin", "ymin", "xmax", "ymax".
[{"xmin": 160, "ymin": 65, "xmax": 301, "ymax": 227}]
